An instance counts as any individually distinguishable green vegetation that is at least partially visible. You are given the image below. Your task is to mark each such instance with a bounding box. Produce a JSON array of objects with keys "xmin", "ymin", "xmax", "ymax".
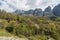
[
  {"xmin": 0, "ymin": 29, "xmax": 11, "ymax": 36},
  {"xmin": 0, "ymin": 10, "xmax": 60, "ymax": 40}
]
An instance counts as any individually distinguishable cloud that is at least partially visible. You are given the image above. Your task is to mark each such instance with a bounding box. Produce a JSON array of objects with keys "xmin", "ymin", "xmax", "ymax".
[
  {"xmin": 26, "ymin": 0, "xmax": 36, "ymax": 7},
  {"xmin": 0, "ymin": 0, "xmax": 60, "ymax": 12},
  {"xmin": 0, "ymin": 0, "xmax": 16, "ymax": 12}
]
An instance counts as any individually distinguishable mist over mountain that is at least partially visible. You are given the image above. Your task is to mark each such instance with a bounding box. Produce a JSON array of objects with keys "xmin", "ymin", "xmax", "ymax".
[{"xmin": 14, "ymin": 6, "xmax": 53, "ymax": 17}]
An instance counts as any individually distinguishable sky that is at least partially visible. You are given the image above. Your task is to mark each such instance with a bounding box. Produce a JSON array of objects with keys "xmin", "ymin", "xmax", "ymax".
[{"xmin": 0, "ymin": 0, "xmax": 60, "ymax": 12}]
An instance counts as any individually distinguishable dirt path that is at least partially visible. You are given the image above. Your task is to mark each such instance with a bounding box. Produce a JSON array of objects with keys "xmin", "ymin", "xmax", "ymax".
[{"xmin": 0, "ymin": 36, "xmax": 28, "ymax": 40}]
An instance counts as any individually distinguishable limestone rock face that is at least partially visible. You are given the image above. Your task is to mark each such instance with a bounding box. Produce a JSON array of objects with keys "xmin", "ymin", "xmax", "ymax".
[{"xmin": 53, "ymin": 4, "xmax": 60, "ymax": 17}]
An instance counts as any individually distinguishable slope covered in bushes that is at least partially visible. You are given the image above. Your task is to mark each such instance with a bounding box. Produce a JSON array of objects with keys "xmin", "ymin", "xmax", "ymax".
[{"xmin": 0, "ymin": 10, "xmax": 60, "ymax": 40}]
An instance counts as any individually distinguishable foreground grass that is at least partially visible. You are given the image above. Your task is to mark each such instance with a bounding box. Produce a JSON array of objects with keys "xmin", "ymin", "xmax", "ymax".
[{"xmin": 0, "ymin": 29, "xmax": 11, "ymax": 36}]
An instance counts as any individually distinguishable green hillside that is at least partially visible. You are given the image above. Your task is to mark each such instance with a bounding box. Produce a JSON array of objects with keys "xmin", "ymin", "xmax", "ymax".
[{"xmin": 0, "ymin": 11, "xmax": 60, "ymax": 40}]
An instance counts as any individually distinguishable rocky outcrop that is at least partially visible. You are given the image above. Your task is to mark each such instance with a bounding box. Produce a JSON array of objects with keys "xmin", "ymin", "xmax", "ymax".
[{"xmin": 53, "ymin": 4, "xmax": 60, "ymax": 17}]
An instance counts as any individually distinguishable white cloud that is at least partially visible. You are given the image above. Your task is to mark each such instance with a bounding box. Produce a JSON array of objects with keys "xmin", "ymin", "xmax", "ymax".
[{"xmin": 0, "ymin": 0, "xmax": 60, "ymax": 12}]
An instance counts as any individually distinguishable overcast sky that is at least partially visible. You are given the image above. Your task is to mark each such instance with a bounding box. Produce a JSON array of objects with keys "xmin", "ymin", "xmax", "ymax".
[{"xmin": 0, "ymin": 0, "xmax": 60, "ymax": 12}]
